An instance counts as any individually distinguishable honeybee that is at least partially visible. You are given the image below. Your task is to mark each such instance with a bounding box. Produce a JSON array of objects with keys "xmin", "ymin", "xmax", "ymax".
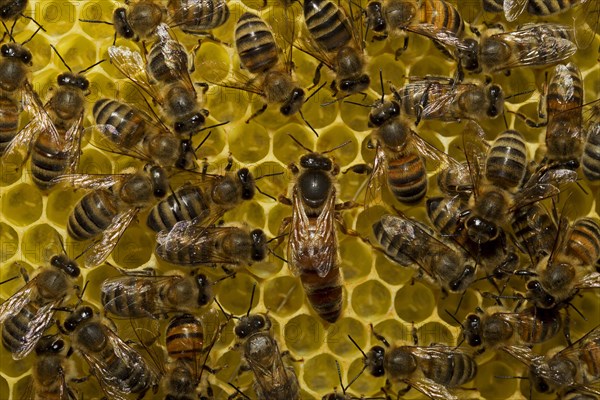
[
  {"xmin": 503, "ymin": 324, "xmax": 600, "ymax": 396},
  {"xmin": 3, "ymin": 46, "xmax": 103, "ymax": 191},
  {"xmin": 462, "ymin": 305, "xmax": 562, "ymax": 351},
  {"xmin": 395, "ymin": 77, "xmax": 504, "ymax": 125},
  {"xmin": 436, "ymin": 161, "xmax": 473, "ymax": 200},
  {"xmin": 167, "ymin": 0, "xmax": 230, "ymax": 36},
  {"xmin": 146, "ymin": 161, "xmax": 258, "ymax": 233},
  {"xmin": 55, "ymin": 164, "xmax": 169, "ymax": 268},
  {"xmin": 101, "ymin": 269, "xmax": 214, "ymax": 319},
  {"xmin": 0, "ymin": 0, "xmax": 27, "ymax": 21},
  {"xmin": 373, "ymin": 213, "xmax": 476, "ymax": 293},
  {"xmin": 301, "ymin": 0, "xmax": 370, "ymax": 97},
  {"xmin": 365, "ymin": 0, "xmax": 466, "ymax": 56},
  {"xmin": 278, "ymin": 137, "xmax": 355, "ymax": 323},
  {"xmin": 108, "ymin": 26, "xmax": 209, "ymax": 138},
  {"xmin": 0, "ymin": 254, "xmax": 80, "ymax": 360},
  {"xmin": 351, "ymin": 325, "xmax": 478, "ymax": 400},
  {"xmin": 582, "ymin": 102, "xmax": 600, "ymax": 180},
  {"xmin": 155, "ymin": 223, "xmax": 268, "ymax": 268},
  {"xmin": 61, "ymin": 305, "xmax": 159, "ymax": 400},
  {"xmin": 346, "ymin": 84, "xmax": 458, "ymax": 205},
  {"xmin": 91, "ymin": 98, "xmax": 195, "ymax": 170},
  {"xmin": 232, "ymin": 302, "xmax": 301, "ymax": 400},
  {"xmin": 511, "ymin": 202, "xmax": 558, "ymax": 265},
  {"xmin": 459, "ymin": 23, "xmax": 576, "ymax": 75}
]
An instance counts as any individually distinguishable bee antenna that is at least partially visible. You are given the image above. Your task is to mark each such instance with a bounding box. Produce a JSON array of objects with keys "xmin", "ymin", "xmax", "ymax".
[
  {"xmin": 379, "ymin": 69, "xmax": 385, "ymax": 102},
  {"xmin": 453, "ymin": 290, "xmax": 467, "ymax": 315},
  {"xmin": 246, "ymin": 283, "xmax": 257, "ymax": 317},
  {"xmin": 495, "ymin": 375, "xmax": 529, "ymax": 380},
  {"xmin": 2, "ymin": 21, "xmax": 14, "ymax": 42},
  {"xmin": 567, "ymin": 302, "xmax": 587, "ymax": 321},
  {"xmin": 198, "ymin": 120, "xmax": 229, "ymax": 134},
  {"xmin": 444, "ymin": 309, "xmax": 464, "ymax": 328},
  {"xmin": 194, "ymin": 130, "xmax": 213, "ymax": 153},
  {"xmin": 213, "ymin": 298, "xmax": 236, "ymax": 321},
  {"xmin": 348, "ymin": 335, "xmax": 368, "ymax": 359},
  {"xmin": 334, "ymin": 359, "xmax": 346, "ymax": 394},
  {"xmin": 299, "ymin": 109, "xmax": 319, "ymax": 137},
  {"xmin": 287, "ymin": 134, "xmax": 313, "ymax": 153},
  {"xmin": 50, "ymin": 45, "xmax": 72, "ymax": 72},
  {"xmin": 56, "ymin": 233, "xmax": 68, "ymax": 256},
  {"xmin": 304, "ymin": 81, "xmax": 327, "ymax": 104},
  {"xmin": 321, "ymin": 93, "xmax": 352, "ymax": 107},
  {"xmin": 21, "ymin": 26, "xmax": 43, "ymax": 46},
  {"xmin": 344, "ymin": 100, "xmax": 372, "ymax": 108},
  {"xmin": 345, "ymin": 363, "xmax": 368, "ymax": 394},
  {"xmin": 322, "ymin": 140, "xmax": 352, "ymax": 155},
  {"xmin": 267, "ymin": 247, "xmax": 288, "ymax": 264},
  {"xmin": 255, "ymin": 171, "xmax": 284, "ymax": 180},
  {"xmin": 78, "ymin": 18, "xmax": 114, "ymax": 26},
  {"xmin": 267, "ymin": 233, "xmax": 287, "ymax": 244},
  {"xmin": 255, "ymin": 184, "xmax": 277, "ymax": 201},
  {"xmin": 0, "ymin": 275, "xmax": 19, "ymax": 285},
  {"xmin": 504, "ymin": 88, "xmax": 535, "ymax": 100},
  {"xmin": 78, "ymin": 59, "xmax": 106, "ymax": 75},
  {"xmin": 213, "ymin": 273, "xmax": 237, "ymax": 284},
  {"xmin": 227, "ymin": 383, "xmax": 251, "ymax": 399}
]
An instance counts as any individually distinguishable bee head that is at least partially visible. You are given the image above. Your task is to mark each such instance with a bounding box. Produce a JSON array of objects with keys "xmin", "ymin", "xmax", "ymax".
[
  {"xmin": 300, "ymin": 154, "xmax": 332, "ymax": 171},
  {"xmin": 487, "ymin": 84, "xmax": 503, "ymax": 117},
  {"xmin": 369, "ymin": 100, "xmax": 400, "ymax": 127},
  {"xmin": 113, "ymin": 8, "xmax": 136, "ymax": 40},
  {"xmin": 339, "ymin": 75, "xmax": 370, "ymax": 95},
  {"xmin": 280, "ymin": 88, "xmax": 305, "ymax": 116},
  {"xmin": 526, "ymin": 280, "xmax": 556, "ymax": 308},
  {"xmin": 365, "ymin": 345, "xmax": 386, "ymax": 377},
  {"xmin": 50, "ymin": 254, "xmax": 80, "ymax": 278},
  {"xmin": 35, "ymin": 335, "xmax": 65, "ymax": 355},
  {"xmin": 194, "ymin": 274, "xmax": 213, "ymax": 306},
  {"xmin": 464, "ymin": 314, "xmax": 482, "ymax": 347},
  {"xmin": 466, "ymin": 216, "xmax": 499, "ymax": 244},
  {"xmin": 250, "ymin": 229, "xmax": 268, "ymax": 262},
  {"xmin": 235, "ymin": 314, "xmax": 271, "ymax": 339},
  {"xmin": 1, "ymin": 43, "xmax": 32, "ymax": 65},
  {"xmin": 449, "ymin": 263, "xmax": 476, "ymax": 292},
  {"xmin": 63, "ymin": 306, "xmax": 94, "ymax": 332},
  {"xmin": 237, "ymin": 168, "xmax": 256, "ymax": 200},
  {"xmin": 366, "ymin": 2, "xmax": 386, "ymax": 32},
  {"xmin": 459, "ymin": 38, "xmax": 479, "ymax": 72},
  {"xmin": 57, "ymin": 72, "xmax": 90, "ymax": 91},
  {"xmin": 145, "ymin": 164, "xmax": 168, "ymax": 198},
  {"xmin": 174, "ymin": 111, "xmax": 207, "ymax": 135}
]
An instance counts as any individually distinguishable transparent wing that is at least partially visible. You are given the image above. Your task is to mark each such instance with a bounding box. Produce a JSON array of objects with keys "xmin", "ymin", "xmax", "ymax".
[
  {"xmin": 21, "ymin": 82, "xmax": 61, "ymax": 145},
  {"xmin": 574, "ymin": 0, "xmax": 598, "ymax": 49},
  {"xmin": 406, "ymin": 24, "xmax": 471, "ymax": 51},
  {"xmin": 83, "ymin": 208, "xmax": 139, "ymax": 268},
  {"xmin": 12, "ymin": 301, "xmax": 59, "ymax": 360},
  {"xmin": 503, "ymin": 0, "xmax": 528, "ymax": 22},
  {"xmin": 575, "ymin": 272, "xmax": 600, "ymax": 290},
  {"xmin": 312, "ymin": 189, "xmax": 338, "ymax": 277},
  {"xmin": 52, "ymin": 173, "xmax": 126, "ymax": 190},
  {"xmin": 108, "ymin": 45, "xmax": 162, "ymax": 102},
  {"xmin": 409, "ymin": 130, "xmax": 460, "ymax": 173},
  {"xmin": 364, "ymin": 143, "xmax": 386, "ymax": 208},
  {"xmin": 88, "ymin": 125, "xmax": 153, "ymax": 162},
  {"xmin": 2, "ymin": 110, "xmax": 53, "ymax": 164},
  {"xmin": 407, "ymin": 376, "xmax": 458, "ymax": 400},
  {"xmin": 0, "ymin": 278, "xmax": 37, "ymax": 323},
  {"xmin": 153, "ymin": 23, "xmax": 196, "ymax": 94},
  {"xmin": 62, "ymin": 112, "xmax": 85, "ymax": 175}
]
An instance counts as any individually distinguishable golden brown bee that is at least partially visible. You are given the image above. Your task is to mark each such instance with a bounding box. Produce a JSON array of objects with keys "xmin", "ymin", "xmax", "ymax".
[
  {"xmin": 365, "ymin": 0, "xmax": 466, "ymax": 56},
  {"xmin": 278, "ymin": 138, "xmax": 353, "ymax": 323},
  {"xmin": 511, "ymin": 203, "xmax": 558, "ymax": 265},
  {"xmin": 352, "ymin": 325, "xmax": 477, "ymax": 400},
  {"xmin": 61, "ymin": 305, "xmax": 159, "ymax": 399},
  {"xmin": 155, "ymin": 224, "xmax": 268, "ymax": 268},
  {"xmin": 233, "ymin": 312, "xmax": 301, "ymax": 400},
  {"xmin": 101, "ymin": 270, "xmax": 214, "ymax": 319},
  {"xmin": 462, "ymin": 305, "xmax": 562, "ymax": 351},
  {"xmin": 396, "ymin": 77, "xmax": 504, "ymax": 125},
  {"xmin": 373, "ymin": 213, "xmax": 476, "ymax": 293},
  {"xmin": 302, "ymin": 0, "xmax": 370, "ymax": 97},
  {"xmin": 56, "ymin": 164, "xmax": 169, "ymax": 268},
  {"xmin": 168, "ymin": 0, "xmax": 230, "ymax": 35},
  {"xmin": 504, "ymin": 324, "xmax": 600, "ymax": 396},
  {"xmin": 436, "ymin": 161, "xmax": 473, "ymax": 200},
  {"xmin": 459, "ymin": 23, "xmax": 576, "ymax": 75},
  {"xmin": 0, "ymin": 254, "xmax": 80, "ymax": 360}
]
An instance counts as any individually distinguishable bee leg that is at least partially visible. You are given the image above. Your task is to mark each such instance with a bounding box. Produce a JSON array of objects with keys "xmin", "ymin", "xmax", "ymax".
[
  {"xmin": 343, "ymin": 163, "xmax": 373, "ymax": 175},
  {"xmin": 281, "ymin": 350, "xmax": 304, "ymax": 362},
  {"xmin": 225, "ymin": 154, "xmax": 233, "ymax": 172},
  {"xmin": 397, "ymin": 384, "xmax": 412, "ymax": 398},
  {"xmin": 371, "ymin": 32, "xmax": 388, "ymax": 42},
  {"xmin": 369, "ymin": 323, "xmax": 391, "ymax": 347},
  {"xmin": 410, "ymin": 321, "xmax": 418, "ymax": 345},
  {"xmin": 276, "ymin": 216, "xmax": 292, "ymax": 247},
  {"xmin": 330, "ymin": 80, "xmax": 338, "ymax": 97},
  {"xmin": 245, "ymin": 103, "xmax": 268, "ymax": 123},
  {"xmin": 309, "ymin": 62, "xmax": 325, "ymax": 90},
  {"xmin": 509, "ymin": 110, "xmax": 547, "ymax": 129},
  {"xmin": 394, "ymin": 37, "xmax": 409, "ymax": 61},
  {"xmin": 563, "ymin": 309, "xmax": 572, "ymax": 346}
]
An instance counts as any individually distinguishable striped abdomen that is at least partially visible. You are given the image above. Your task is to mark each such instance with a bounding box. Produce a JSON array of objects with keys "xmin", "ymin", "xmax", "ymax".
[
  {"xmin": 511, "ymin": 203, "xmax": 557, "ymax": 264},
  {"xmin": 101, "ymin": 277, "xmax": 161, "ymax": 318},
  {"xmin": 30, "ymin": 129, "xmax": 70, "ymax": 190},
  {"xmin": 426, "ymin": 196, "xmax": 467, "ymax": 239},
  {"xmin": 235, "ymin": 12, "xmax": 278, "ymax": 74},
  {"xmin": 33, "ymin": 354, "xmax": 70, "ymax": 400},
  {"xmin": 417, "ymin": 0, "xmax": 464, "ymax": 37},
  {"xmin": 565, "ymin": 218, "xmax": 600, "ymax": 266},
  {"xmin": 2, "ymin": 300, "xmax": 46, "ymax": 357},
  {"xmin": 147, "ymin": 41, "xmax": 189, "ymax": 84},
  {"xmin": 304, "ymin": 0, "xmax": 352, "ymax": 53},
  {"xmin": 419, "ymin": 350, "xmax": 477, "ymax": 387},
  {"xmin": 146, "ymin": 185, "xmax": 210, "ymax": 232},
  {"xmin": 166, "ymin": 314, "xmax": 204, "ymax": 363},
  {"xmin": 527, "ymin": 0, "xmax": 583, "ymax": 16},
  {"xmin": 583, "ymin": 122, "xmax": 600, "ymax": 180},
  {"xmin": 0, "ymin": 95, "xmax": 19, "ymax": 155},
  {"xmin": 482, "ymin": 0, "xmax": 504, "ymax": 12},
  {"xmin": 93, "ymin": 99, "xmax": 148, "ymax": 148},
  {"xmin": 68, "ymin": 190, "xmax": 119, "ymax": 240},
  {"xmin": 485, "ymin": 129, "xmax": 527, "ymax": 189},
  {"xmin": 387, "ymin": 152, "xmax": 427, "ymax": 203},
  {"xmin": 516, "ymin": 307, "xmax": 561, "ymax": 344},
  {"xmin": 169, "ymin": 0, "xmax": 230, "ymax": 32}
]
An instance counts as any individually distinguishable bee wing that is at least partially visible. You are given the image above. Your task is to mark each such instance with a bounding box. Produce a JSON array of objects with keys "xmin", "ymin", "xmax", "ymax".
[
  {"xmin": 21, "ymin": 82, "xmax": 61, "ymax": 143},
  {"xmin": 292, "ymin": 37, "xmax": 335, "ymax": 72},
  {"xmin": 0, "ymin": 277, "xmax": 38, "ymax": 322},
  {"xmin": 409, "ymin": 130, "xmax": 459, "ymax": 173},
  {"xmin": 11, "ymin": 301, "xmax": 60, "ymax": 360},
  {"xmin": 83, "ymin": 208, "xmax": 140, "ymax": 268},
  {"xmin": 154, "ymin": 23, "xmax": 196, "ymax": 94},
  {"xmin": 88, "ymin": 124, "xmax": 154, "ymax": 162},
  {"xmin": 1, "ymin": 119, "xmax": 39, "ymax": 163},
  {"xmin": 62, "ymin": 112, "xmax": 85, "ymax": 175},
  {"xmin": 574, "ymin": 0, "xmax": 599, "ymax": 49},
  {"xmin": 51, "ymin": 173, "xmax": 125, "ymax": 190},
  {"xmin": 501, "ymin": 344, "xmax": 548, "ymax": 369},
  {"xmin": 364, "ymin": 144, "xmax": 386, "ymax": 208},
  {"xmin": 503, "ymin": 0, "xmax": 528, "ymax": 22},
  {"xmin": 399, "ymin": 80, "xmax": 462, "ymax": 120},
  {"xmin": 100, "ymin": 276, "xmax": 177, "ymax": 318},
  {"xmin": 204, "ymin": 62, "xmax": 266, "ymax": 97},
  {"xmin": 108, "ymin": 45, "xmax": 162, "ymax": 103},
  {"xmin": 406, "ymin": 24, "xmax": 470, "ymax": 51},
  {"xmin": 495, "ymin": 24, "xmax": 576, "ymax": 69},
  {"xmin": 406, "ymin": 376, "xmax": 458, "ymax": 400},
  {"xmin": 575, "ymin": 272, "xmax": 600, "ymax": 290}
]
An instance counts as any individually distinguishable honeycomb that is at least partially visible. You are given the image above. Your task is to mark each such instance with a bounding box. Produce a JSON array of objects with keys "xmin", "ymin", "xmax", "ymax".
[{"xmin": 0, "ymin": 0, "xmax": 599, "ymax": 399}]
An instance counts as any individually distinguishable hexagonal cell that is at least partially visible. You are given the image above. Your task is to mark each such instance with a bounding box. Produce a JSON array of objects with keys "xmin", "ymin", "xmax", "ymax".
[
  {"xmin": 326, "ymin": 317, "xmax": 367, "ymax": 356},
  {"xmin": 46, "ymin": 187, "xmax": 85, "ymax": 227},
  {"xmin": 302, "ymin": 353, "xmax": 339, "ymax": 393},
  {"xmin": 109, "ymin": 223, "xmax": 154, "ymax": 269},
  {"xmin": 374, "ymin": 252, "xmax": 416, "ymax": 286},
  {"xmin": 216, "ymin": 274, "xmax": 259, "ymax": 316},
  {"xmin": 347, "ymin": 357, "xmax": 385, "ymax": 396},
  {"xmin": 1, "ymin": 183, "xmax": 43, "ymax": 227},
  {"xmin": 476, "ymin": 360, "xmax": 519, "ymax": 399},
  {"xmin": 263, "ymin": 276, "xmax": 304, "ymax": 317},
  {"xmin": 0, "ymin": 376, "xmax": 8, "ymax": 399},
  {"xmin": 351, "ymin": 279, "xmax": 391, "ymax": 318},
  {"xmin": 78, "ymin": 147, "xmax": 113, "ymax": 175},
  {"xmin": 316, "ymin": 126, "xmax": 359, "ymax": 168},
  {"xmin": 416, "ymin": 321, "xmax": 454, "ymax": 346},
  {"xmin": 284, "ymin": 314, "xmax": 323, "ymax": 356},
  {"xmin": 228, "ymin": 122, "xmax": 270, "ymax": 164},
  {"xmin": 21, "ymin": 223, "xmax": 62, "ymax": 265},
  {"xmin": 0, "ymin": 222, "xmax": 19, "ymax": 262},
  {"xmin": 394, "ymin": 282, "xmax": 435, "ymax": 323}
]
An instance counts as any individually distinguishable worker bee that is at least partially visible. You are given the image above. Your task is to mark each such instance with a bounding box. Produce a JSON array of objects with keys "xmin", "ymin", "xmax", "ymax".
[
  {"xmin": 395, "ymin": 77, "xmax": 504, "ymax": 125},
  {"xmin": 101, "ymin": 269, "xmax": 214, "ymax": 319},
  {"xmin": 146, "ymin": 159, "xmax": 258, "ymax": 233},
  {"xmin": 302, "ymin": 0, "xmax": 370, "ymax": 97},
  {"xmin": 91, "ymin": 98, "xmax": 195, "ymax": 170},
  {"xmin": 582, "ymin": 102, "xmax": 600, "ymax": 180},
  {"xmin": 436, "ymin": 161, "xmax": 473, "ymax": 200},
  {"xmin": 458, "ymin": 23, "xmax": 577, "ymax": 75},
  {"xmin": 365, "ymin": 0, "xmax": 466, "ymax": 57},
  {"xmin": 278, "ymin": 137, "xmax": 355, "ymax": 323},
  {"xmin": 3, "ymin": 45, "xmax": 103, "ymax": 191},
  {"xmin": 231, "ymin": 289, "xmax": 301, "ymax": 400},
  {"xmin": 0, "ymin": 254, "xmax": 80, "ymax": 360},
  {"xmin": 155, "ymin": 223, "xmax": 268, "ymax": 268},
  {"xmin": 346, "ymin": 82, "xmax": 458, "ymax": 205},
  {"xmin": 351, "ymin": 325, "xmax": 478, "ymax": 400},
  {"xmin": 504, "ymin": 324, "xmax": 600, "ymax": 396},
  {"xmin": 61, "ymin": 305, "xmax": 159, "ymax": 399},
  {"xmin": 108, "ymin": 26, "xmax": 209, "ymax": 138},
  {"xmin": 511, "ymin": 202, "xmax": 558, "ymax": 265},
  {"xmin": 494, "ymin": 0, "xmax": 594, "ymax": 33},
  {"xmin": 55, "ymin": 164, "xmax": 169, "ymax": 268},
  {"xmin": 373, "ymin": 213, "xmax": 476, "ymax": 293},
  {"xmin": 462, "ymin": 305, "xmax": 563, "ymax": 351},
  {"xmin": 167, "ymin": 0, "xmax": 230, "ymax": 36}
]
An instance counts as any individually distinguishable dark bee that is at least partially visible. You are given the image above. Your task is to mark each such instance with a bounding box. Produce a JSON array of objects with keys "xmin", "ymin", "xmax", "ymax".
[
  {"xmin": 155, "ymin": 224, "xmax": 268, "ymax": 269},
  {"xmin": 459, "ymin": 23, "xmax": 576, "ymax": 75},
  {"xmin": 0, "ymin": 254, "xmax": 80, "ymax": 360},
  {"xmin": 27, "ymin": 335, "xmax": 78, "ymax": 400},
  {"xmin": 56, "ymin": 164, "xmax": 169, "ymax": 268},
  {"xmin": 302, "ymin": 0, "xmax": 370, "ymax": 97},
  {"xmin": 62, "ymin": 306, "xmax": 159, "ymax": 399},
  {"xmin": 101, "ymin": 270, "xmax": 213, "ymax": 319}
]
